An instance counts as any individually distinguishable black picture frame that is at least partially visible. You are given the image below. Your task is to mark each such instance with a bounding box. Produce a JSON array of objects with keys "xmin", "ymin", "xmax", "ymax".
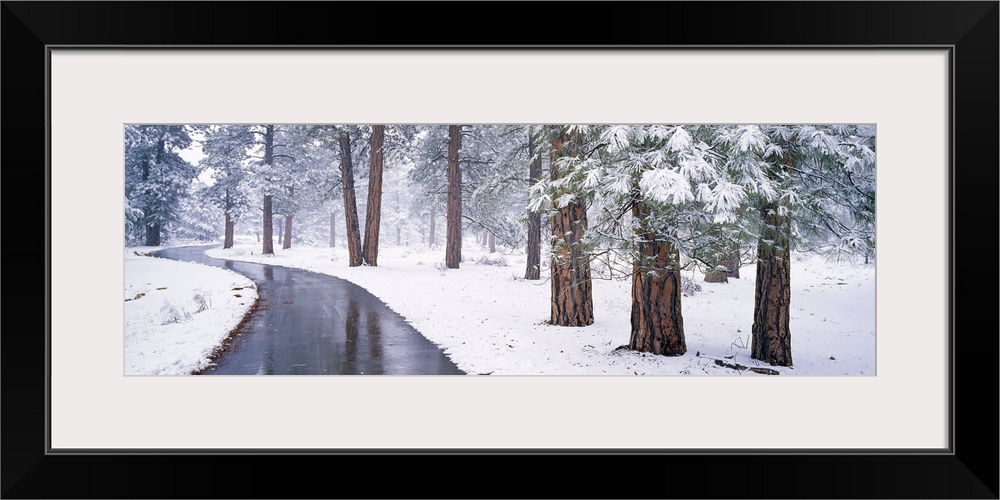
[{"xmin": 3, "ymin": 2, "xmax": 997, "ymax": 498}]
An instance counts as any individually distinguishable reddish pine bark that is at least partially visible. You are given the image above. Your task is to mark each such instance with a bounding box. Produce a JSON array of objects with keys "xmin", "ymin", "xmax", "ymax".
[
  {"xmin": 549, "ymin": 128, "xmax": 593, "ymax": 327},
  {"xmin": 362, "ymin": 125, "xmax": 385, "ymax": 266},
  {"xmin": 629, "ymin": 199, "xmax": 685, "ymax": 355},
  {"xmin": 445, "ymin": 125, "xmax": 463, "ymax": 269},
  {"xmin": 339, "ymin": 130, "xmax": 363, "ymax": 267},
  {"xmin": 751, "ymin": 203, "xmax": 793, "ymax": 366}
]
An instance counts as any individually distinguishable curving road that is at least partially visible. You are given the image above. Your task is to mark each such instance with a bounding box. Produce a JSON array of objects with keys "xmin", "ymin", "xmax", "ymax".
[{"xmin": 155, "ymin": 245, "xmax": 464, "ymax": 375}]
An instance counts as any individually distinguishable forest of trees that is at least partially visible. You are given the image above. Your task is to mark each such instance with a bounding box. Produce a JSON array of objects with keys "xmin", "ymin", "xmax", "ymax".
[{"xmin": 125, "ymin": 124, "xmax": 875, "ymax": 367}]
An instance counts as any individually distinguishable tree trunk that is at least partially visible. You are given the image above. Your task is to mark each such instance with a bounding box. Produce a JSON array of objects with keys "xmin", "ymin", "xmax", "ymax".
[
  {"xmin": 482, "ymin": 230, "xmax": 488, "ymax": 247},
  {"xmin": 549, "ymin": 128, "xmax": 593, "ymax": 327},
  {"xmin": 428, "ymin": 206, "xmax": 436, "ymax": 247},
  {"xmin": 339, "ymin": 130, "xmax": 363, "ymax": 266},
  {"xmin": 282, "ymin": 212, "xmax": 292, "ymax": 249},
  {"xmin": 727, "ymin": 251, "xmax": 741, "ymax": 279},
  {"xmin": 395, "ymin": 192, "xmax": 402, "ymax": 246},
  {"xmin": 704, "ymin": 266, "xmax": 729, "ymax": 283},
  {"xmin": 143, "ymin": 139, "xmax": 166, "ymax": 246},
  {"xmin": 445, "ymin": 125, "xmax": 463, "ymax": 269},
  {"xmin": 703, "ymin": 242, "xmax": 731, "ymax": 283},
  {"xmin": 262, "ymin": 125, "xmax": 275, "ymax": 255},
  {"xmin": 524, "ymin": 132, "xmax": 542, "ymax": 280},
  {"xmin": 223, "ymin": 190, "xmax": 234, "ymax": 249},
  {"xmin": 488, "ymin": 232, "xmax": 496, "ymax": 253},
  {"xmin": 277, "ymin": 216, "xmax": 284, "ymax": 243},
  {"xmin": 329, "ymin": 211, "xmax": 336, "ymax": 247},
  {"xmin": 362, "ymin": 125, "xmax": 385, "ymax": 266},
  {"xmin": 145, "ymin": 222, "xmax": 161, "ymax": 247},
  {"xmin": 262, "ymin": 195, "xmax": 274, "ymax": 254},
  {"xmin": 138, "ymin": 156, "xmax": 151, "ymax": 245},
  {"xmin": 629, "ymin": 199, "xmax": 685, "ymax": 355},
  {"xmin": 282, "ymin": 186, "xmax": 294, "ymax": 250},
  {"xmin": 751, "ymin": 203, "xmax": 793, "ymax": 366}
]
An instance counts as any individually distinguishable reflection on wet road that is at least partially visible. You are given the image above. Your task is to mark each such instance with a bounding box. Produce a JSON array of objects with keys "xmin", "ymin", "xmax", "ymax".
[{"xmin": 155, "ymin": 245, "xmax": 465, "ymax": 375}]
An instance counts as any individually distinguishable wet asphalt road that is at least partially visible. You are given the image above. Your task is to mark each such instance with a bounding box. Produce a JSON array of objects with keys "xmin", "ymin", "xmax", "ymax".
[{"xmin": 155, "ymin": 245, "xmax": 465, "ymax": 375}]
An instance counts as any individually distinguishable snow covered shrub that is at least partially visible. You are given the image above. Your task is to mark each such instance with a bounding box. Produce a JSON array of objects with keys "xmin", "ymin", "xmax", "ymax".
[
  {"xmin": 475, "ymin": 255, "xmax": 509, "ymax": 267},
  {"xmin": 160, "ymin": 302, "xmax": 191, "ymax": 324},
  {"xmin": 192, "ymin": 290, "xmax": 212, "ymax": 312}
]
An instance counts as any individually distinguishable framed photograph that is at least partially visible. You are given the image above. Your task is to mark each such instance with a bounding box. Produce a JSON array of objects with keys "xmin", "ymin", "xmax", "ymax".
[{"xmin": 4, "ymin": 2, "xmax": 996, "ymax": 498}]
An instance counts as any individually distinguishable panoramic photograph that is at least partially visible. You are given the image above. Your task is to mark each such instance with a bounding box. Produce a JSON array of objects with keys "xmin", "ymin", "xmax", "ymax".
[{"xmin": 124, "ymin": 124, "xmax": 875, "ymax": 376}]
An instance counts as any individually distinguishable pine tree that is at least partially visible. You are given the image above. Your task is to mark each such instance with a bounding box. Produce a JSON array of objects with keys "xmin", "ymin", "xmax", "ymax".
[
  {"xmin": 592, "ymin": 125, "xmax": 719, "ymax": 354},
  {"xmin": 124, "ymin": 125, "xmax": 196, "ymax": 246},
  {"xmin": 544, "ymin": 125, "xmax": 595, "ymax": 327},
  {"xmin": 709, "ymin": 124, "xmax": 876, "ymax": 366},
  {"xmin": 198, "ymin": 125, "xmax": 253, "ymax": 249}
]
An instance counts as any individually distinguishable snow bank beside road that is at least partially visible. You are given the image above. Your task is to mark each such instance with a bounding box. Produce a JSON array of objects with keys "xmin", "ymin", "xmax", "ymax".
[
  {"xmin": 124, "ymin": 248, "xmax": 258, "ymax": 375},
  {"xmin": 207, "ymin": 241, "xmax": 875, "ymax": 376}
]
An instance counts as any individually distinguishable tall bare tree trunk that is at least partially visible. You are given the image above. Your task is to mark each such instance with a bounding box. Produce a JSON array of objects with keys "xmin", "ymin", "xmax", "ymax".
[
  {"xmin": 263, "ymin": 196, "xmax": 274, "ymax": 254},
  {"xmin": 428, "ymin": 206, "xmax": 436, "ymax": 247},
  {"xmin": 488, "ymin": 232, "xmax": 496, "ymax": 253},
  {"xmin": 751, "ymin": 202, "xmax": 793, "ymax": 366},
  {"xmin": 549, "ymin": 127, "xmax": 593, "ymax": 327},
  {"xmin": 223, "ymin": 189, "xmax": 235, "ymax": 249},
  {"xmin": 262, "ymin": 125, "xmax": 275, "ymax": 255},
  {"xmin": 445, "ymin": 125, "xmax": 463, "ymax": 269},
  {"xmin": 524, "ymin": 131, "xmax": 542, "ymax": 280},
  {"xmin": 362, "ymin": 125, "xmax": 385, "ymax": 266},
  {"xmin": 339, "ymin": 129, "xmax": 363, "ymax": 266},
  {"xmin": 277, "ymin": 216, "xmax": 284, "ymax": 243},
  {"xmin": 282, "ymin": 187, "xmax": 293, "ymax": 250},
  {"xmin": 329, "ymin": 211, "xmax": 336, "ymax": 247},
  {"xmin": 395, "ymin": 192, "xmax": 402, "ymax": 246},
  {"xmin": 283, "ymin": 215, "xmax": 292, "ymax": 249},
  {"xmin": 629, "ymin": 197, "xmax": 685, "ymax": 356}
]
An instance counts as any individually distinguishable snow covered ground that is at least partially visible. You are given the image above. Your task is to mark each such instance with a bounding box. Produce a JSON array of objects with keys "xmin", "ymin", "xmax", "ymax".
[
  {"xmin": 198, "ymin": 237, "xmax": 875, "ymax": 376},
  {"xmin": 124, "ymin": 247, "xmax": 259, "ymax": 375}
]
